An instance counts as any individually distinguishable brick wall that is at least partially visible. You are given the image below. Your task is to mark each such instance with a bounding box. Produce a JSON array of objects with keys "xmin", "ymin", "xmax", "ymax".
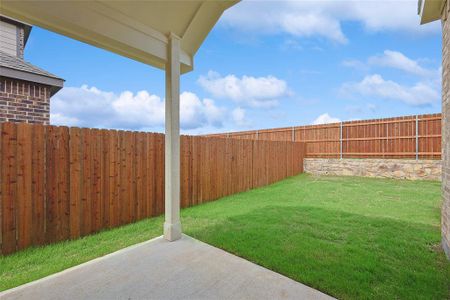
[
  {"xmin": 0, "ymin": 77, "xmax": 50, "ymax": 124},
  {"xmin": 442, "ymin": 0, "xmax": 450, "ymax": 258}
]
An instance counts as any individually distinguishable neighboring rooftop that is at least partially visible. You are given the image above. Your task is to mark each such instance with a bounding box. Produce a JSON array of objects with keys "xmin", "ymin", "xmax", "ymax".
[
  {"xmin": 0, "ymin": 51, "xmax": 64, "ymax": 95},
  {"xmin": 0, "ymin": 15, "xmax": 64, "ymax": 96}
]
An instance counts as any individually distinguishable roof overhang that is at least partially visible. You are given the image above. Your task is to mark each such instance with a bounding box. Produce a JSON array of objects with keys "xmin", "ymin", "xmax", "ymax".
[
  {"xmin": 418, "ymin": 0, "xmax": 446, "ymax": 24},
  {"xmin": 1, "ymin": 66, "xmax": 64, "ymax": 96},
  {"xmin": 1, "ymin": 0, "xmax": 239, "ymax": 74}
]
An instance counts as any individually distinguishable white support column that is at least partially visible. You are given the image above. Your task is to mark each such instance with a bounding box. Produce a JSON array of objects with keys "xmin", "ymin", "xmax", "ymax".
[{"xmin": 164, "ymin": 33, "xmax": 182, "ymax": 241}]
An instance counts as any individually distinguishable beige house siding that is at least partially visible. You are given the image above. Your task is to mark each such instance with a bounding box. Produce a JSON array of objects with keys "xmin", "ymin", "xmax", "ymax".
[
  {"xmin": 442, "ymin": 0, "xmax": 450, "ymax": 258},
  {"xmin": 0, "ymin": 20, "xmax": 17, "ymax": 57}
]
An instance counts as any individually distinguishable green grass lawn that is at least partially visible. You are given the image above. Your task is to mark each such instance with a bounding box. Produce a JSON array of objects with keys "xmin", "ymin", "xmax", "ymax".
[{"xmin": 1, "ymin": 174, "xmax": 449, "ymax": 299}]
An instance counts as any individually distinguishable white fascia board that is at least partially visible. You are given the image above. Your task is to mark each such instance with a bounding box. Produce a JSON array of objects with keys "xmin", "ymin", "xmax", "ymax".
[
  {"xmin": 1, "ymin": 1, "xmax": 193, "ymax": 73},
  {"xmin": 419, "ymin": 0, "xmax": 445, "ymax": 24}
]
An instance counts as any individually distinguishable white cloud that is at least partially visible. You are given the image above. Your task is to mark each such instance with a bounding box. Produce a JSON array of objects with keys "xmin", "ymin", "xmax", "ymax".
[
  {"xmin": 340, "ymin": 74, "xmax": 439, "ymax": 106},
  {"xmin": 221, "ymin": 1, "xmax": 439, "ymax": 43},
  {"xmin": 50, "ymin": 113, "xmax": 79, "ymax": 126},
  {"xmin": 342, "ymin": 59, "xmax": 369, "ymax": 71},
  {"xmin": 50, "ymin": 85, "xmax": 226, "ymax": 131},
  {"xmin": 180, "ymin": 92, "xmax": 228, "ymax": 129},
  {"xmin": 232, "ymin": 107, "xmax": 250, "ymax": 127},
  {"xmin": 313, "ymin": 113, "xmax": 341, "ymax": 125},
  {"xmin": 368, "ymin": 50, "xmax": 433, "ymax": 76},
  {"xmin": 281, "ymin": 11, "xmax": 347, "ymax": 43},
  {"xmin": 343, "ymin": 50, "xmax": 437, "ymax": 77},
  {"xmin": 198, "ymin": 71, "xmax": 290, "ymax": 108}
]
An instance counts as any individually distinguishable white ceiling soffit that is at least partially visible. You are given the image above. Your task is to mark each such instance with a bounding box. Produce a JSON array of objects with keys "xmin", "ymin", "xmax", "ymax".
[
  {"xmin": 418, "ymin": 0, "xmax": 445, "ymax": 24},
  {"xmin": 1, "ymin": 0, "xmax": 239, "ymax": 74}
]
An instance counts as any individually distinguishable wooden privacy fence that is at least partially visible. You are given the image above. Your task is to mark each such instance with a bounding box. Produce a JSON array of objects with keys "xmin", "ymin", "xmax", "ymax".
[
  {"xmin": 206, "ymin": 113, "xmax": 442, "ymax": 160},
  {"xmin": 0, "ymin": 122, "xmax": 305, "ymax": 255}
]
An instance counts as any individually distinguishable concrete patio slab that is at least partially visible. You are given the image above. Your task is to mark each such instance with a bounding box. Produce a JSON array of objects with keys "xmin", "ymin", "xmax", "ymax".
[{"xmin": 0, "ymin": 235, "xmax": 334, "ymax": 300}]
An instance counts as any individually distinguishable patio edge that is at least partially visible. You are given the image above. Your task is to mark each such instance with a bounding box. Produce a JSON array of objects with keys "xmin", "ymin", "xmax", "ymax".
[{"xmin": 0, "ymin": 235, "xmax": 164, "ymax": 296}]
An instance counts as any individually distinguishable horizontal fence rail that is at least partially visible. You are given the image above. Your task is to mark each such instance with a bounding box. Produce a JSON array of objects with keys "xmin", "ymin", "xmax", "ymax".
[
  {"xmin": 205, "ymin": 113, "xmax": 442, "ymax": 160},
  {"xmin": 0, "ymin": 122, "xmax": 306, "ymax": 255}
]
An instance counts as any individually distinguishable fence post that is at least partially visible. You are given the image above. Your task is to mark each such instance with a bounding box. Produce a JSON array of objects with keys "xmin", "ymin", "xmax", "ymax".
[
  {"xmin": 227, "ymin": 133, "xmax": 230, "ymax": 138},
  {"xmin": 340, "ymin": 122, "xmax": 343, "ymax": 159},
  {"xmin": 256, "ymin": 130, "xmax": 259, "ymax": 140},
  {"xmin": 385, "ymin": 122, "xmax": 389, "ymax": 159},
  {"xmin": 292, "ymin": 127, "xmax": 295, "ymax": 142},
  {"xmin": 415, "ymin": 115, "xmax": 419, "ymax": 160}
]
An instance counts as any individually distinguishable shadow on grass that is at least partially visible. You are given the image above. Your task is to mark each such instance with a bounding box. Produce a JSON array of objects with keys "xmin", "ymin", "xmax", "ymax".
[
  {"xmin": 184, "ymin": 205, "xmax": 450, "ymax": 300},
  {"xmin": 0, "ymin": 215, "xmax": 164, "ymax": 291}
]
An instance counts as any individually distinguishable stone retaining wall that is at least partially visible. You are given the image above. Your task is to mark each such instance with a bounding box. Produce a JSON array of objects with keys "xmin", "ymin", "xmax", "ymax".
[{"xmin": 304, "ymin": 158, "xmax": 441, "ymax": 181}]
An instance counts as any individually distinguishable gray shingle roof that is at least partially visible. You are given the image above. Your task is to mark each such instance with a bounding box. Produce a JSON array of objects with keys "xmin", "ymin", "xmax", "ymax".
[
  {"xmin": 0, "ymin": 50, "xmax": 64, "ymax": 95},
  {"xmin": 0, "ymin": 50, "xmax": 62, "ymax": 80}
]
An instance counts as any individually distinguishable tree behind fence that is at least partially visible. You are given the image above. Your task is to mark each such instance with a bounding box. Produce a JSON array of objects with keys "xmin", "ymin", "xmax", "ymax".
[
  {"xmin": 0, "ymin": 122, "xmax": 305, "ymax": 255},
  {"xmin": 206, "ymin": 113, "xmax": 442, "ymax": 160}
]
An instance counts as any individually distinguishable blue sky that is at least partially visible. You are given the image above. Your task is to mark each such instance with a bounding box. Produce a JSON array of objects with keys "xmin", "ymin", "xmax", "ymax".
[{"xmin": 24, "ymin": 0, "xmax": 442, "ymax": 134}]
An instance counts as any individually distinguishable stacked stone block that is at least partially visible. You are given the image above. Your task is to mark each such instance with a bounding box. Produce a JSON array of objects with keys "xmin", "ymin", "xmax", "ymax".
[{"xmin": 304, "ymin": 158, "xmax": 441, "ymax": 181}]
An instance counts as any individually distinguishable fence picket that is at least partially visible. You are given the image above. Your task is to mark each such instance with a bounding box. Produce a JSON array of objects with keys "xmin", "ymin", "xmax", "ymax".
[
  {"xmin": 0, "ymin": 123, "xmax": 305, "ymax": 255},
  {"xmin": 32, "ymin": 124, "xmax": 46, "ymax": 245},
  {"xmin": 206, "ymin": 113, "xmax": 441, "ymax": 159},
  {"xmin": 1, "ymin": 123, "xmax": 17, "ymax": 254},
  {"xmin": 16, "ymin": 123, "xmax": 32, "ymax": 250}
]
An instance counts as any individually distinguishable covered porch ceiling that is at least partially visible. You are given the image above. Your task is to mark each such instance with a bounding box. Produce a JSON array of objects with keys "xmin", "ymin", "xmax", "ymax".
[
  {"xmin": 1, "ymin": 0, "xmax": 238, "ymax": 73},
  {"xmin": 1, "ymin": 0, "xmax": 239, "ymax": 242}
]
